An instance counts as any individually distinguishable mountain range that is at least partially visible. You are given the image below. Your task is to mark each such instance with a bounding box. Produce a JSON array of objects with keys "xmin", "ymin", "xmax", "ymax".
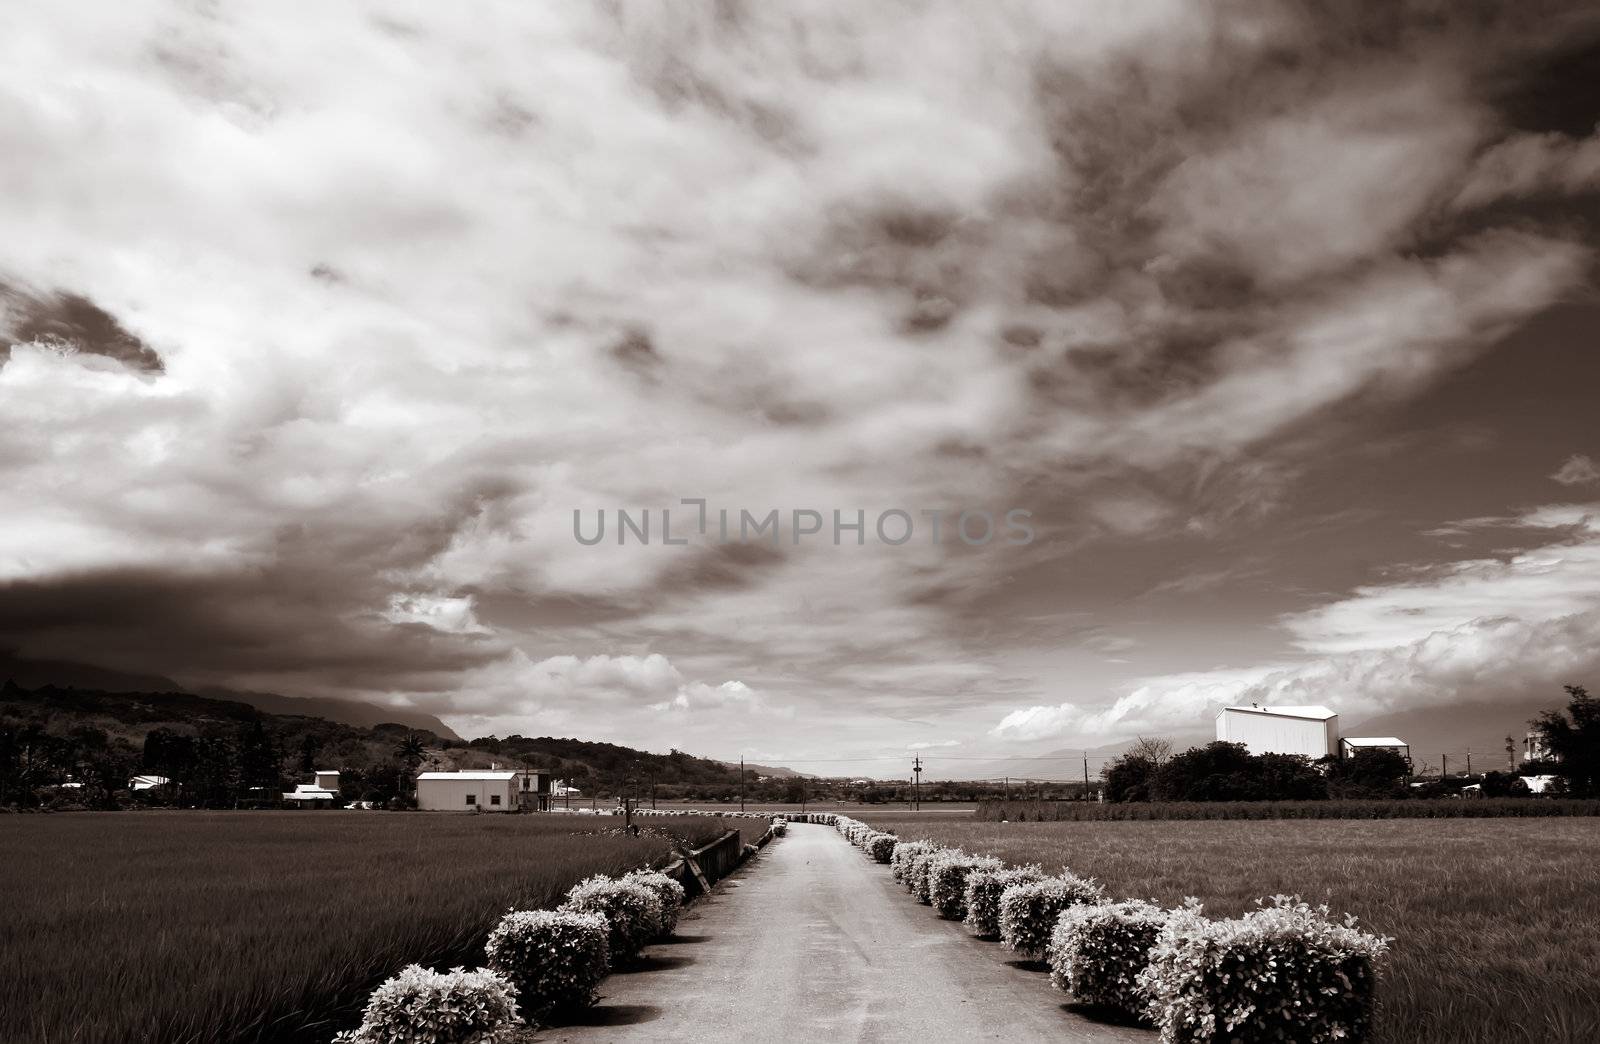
[{"xmin": 0, "ymin": 651, "xmax": 460, "ymax": 739}]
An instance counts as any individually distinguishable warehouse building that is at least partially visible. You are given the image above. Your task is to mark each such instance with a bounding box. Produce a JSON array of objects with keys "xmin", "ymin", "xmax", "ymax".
[{"xmin": 1215, "ymin": 704, "xmax": 1340, "ymax": 759}]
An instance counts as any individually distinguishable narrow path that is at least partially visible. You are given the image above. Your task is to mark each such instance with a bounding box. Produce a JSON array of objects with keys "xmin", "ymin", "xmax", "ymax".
[{"xmin": 540, "ymin": 824, "xmax": 1151, "ymax": 1043}]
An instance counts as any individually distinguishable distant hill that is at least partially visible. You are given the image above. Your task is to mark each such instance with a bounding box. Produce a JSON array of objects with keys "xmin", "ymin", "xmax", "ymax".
[
  {"xmin": 0, "ymin": 681, "xmax": 450, "ymax": 751},
  {"xmin": 0, "ymin": 651, "xmax": 460, "ymax": 739},
  {"xmin": 463, "ymin": 735, "xmax": 750, "ymax": 788},
  {"xmin": 717, "ymin": 759, "xmax": 811, "ymax": 779}
]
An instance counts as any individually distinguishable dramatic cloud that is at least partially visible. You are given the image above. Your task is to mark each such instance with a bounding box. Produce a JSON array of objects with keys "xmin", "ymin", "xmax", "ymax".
[{"xmin": 1, "ymin": 3, "xmax": 1597, "ymax": 758}]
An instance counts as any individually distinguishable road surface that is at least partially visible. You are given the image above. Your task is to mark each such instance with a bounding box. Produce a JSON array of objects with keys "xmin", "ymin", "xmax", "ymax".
[{"xmin": 538, "ymin": 823, "xmax": 1151, "ymax": 1043}]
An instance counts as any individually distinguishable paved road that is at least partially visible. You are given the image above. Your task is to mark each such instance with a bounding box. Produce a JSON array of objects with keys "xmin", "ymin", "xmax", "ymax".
[{"xmin": 539, "ymin": 824, "xmax": 1151, "ymax": 1044}]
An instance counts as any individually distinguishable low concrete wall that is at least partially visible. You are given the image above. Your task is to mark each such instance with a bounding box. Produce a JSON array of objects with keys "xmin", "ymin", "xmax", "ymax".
[{"xmin": 661, "ymin": 828, "xmax": 753, "ymax": 898}]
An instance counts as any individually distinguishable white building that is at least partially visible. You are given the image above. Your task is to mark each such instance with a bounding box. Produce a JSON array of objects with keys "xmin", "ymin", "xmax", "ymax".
[
  {"xmin": 1216, "ymin": 705, "xmax": 1339, "ymax": 759},
  {"xmin": 129, "ymin": 774, "xmax": 173, "ymax": 791},
  {"xmin": 314, "ymin": 770, "xmax": 340, "ymax": 792},
  {"xmin": 283, "ymin": 784, "xmax": 338, "ymax": 805},
  {"xmin": 416, "ymin": 769, "xmax": 551, "ymax": 812},
  {"xmin": 1340, "ymin": 736, "xmax": 1410, "ymax": 762}
]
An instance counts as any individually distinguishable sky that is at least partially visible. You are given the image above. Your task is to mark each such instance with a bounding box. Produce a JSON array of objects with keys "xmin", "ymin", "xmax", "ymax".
[{"xmin": 1, "ymin": 2, "xmax": 1598, "ymax": 775}]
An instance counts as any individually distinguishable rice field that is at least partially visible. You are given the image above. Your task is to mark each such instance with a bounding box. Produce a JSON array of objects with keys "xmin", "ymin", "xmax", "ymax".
[
  {"xmin": 863, "ymin": 815, "xmax": 1600, "ymax": 1044},
  {"xmin": 0, "ymin": 811, "xmax": 751, "ymax": 1044}
]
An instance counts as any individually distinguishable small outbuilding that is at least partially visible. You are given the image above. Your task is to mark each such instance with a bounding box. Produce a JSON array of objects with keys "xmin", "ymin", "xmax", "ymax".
[{"xmin": 1340, "ymin": 736, "xmax": 1410, "ymax": 763}]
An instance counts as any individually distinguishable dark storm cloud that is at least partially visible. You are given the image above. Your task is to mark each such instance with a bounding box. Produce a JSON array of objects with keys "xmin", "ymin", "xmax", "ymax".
[{"xmin": 0, "ymin": 286, "xmax": 163, "ymax": 373}]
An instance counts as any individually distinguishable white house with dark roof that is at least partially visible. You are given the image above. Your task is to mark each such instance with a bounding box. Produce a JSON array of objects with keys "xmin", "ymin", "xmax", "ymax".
[{"xmin": 1215, "ymin": 704, "xmax": 1340, "ymax": 759}]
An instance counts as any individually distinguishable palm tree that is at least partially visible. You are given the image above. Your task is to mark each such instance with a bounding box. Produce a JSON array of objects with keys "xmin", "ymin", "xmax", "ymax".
[{"xmin": 393, "ymin": 732, "xmax": 427, "ymax": 802}]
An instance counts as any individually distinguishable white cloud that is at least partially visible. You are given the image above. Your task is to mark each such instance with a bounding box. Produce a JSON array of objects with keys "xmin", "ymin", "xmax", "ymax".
[{"xmin": 1552, "ymin": 454, "xmax": 1600, "ymax": 487}]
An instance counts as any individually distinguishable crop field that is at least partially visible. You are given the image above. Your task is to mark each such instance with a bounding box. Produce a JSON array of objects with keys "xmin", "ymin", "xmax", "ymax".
[
  {"xmin": 865, "ymin": 814, "xmax": 1600, "ymax": 1044},
  {"xmin": 0, "ymin": 811, "xmax": 751, "ymax": 1044}
]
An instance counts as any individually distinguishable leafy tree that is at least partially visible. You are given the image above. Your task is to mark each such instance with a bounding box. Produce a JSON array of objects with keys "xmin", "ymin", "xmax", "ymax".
[
  {"xmin": 143, "ymin": 727, "xmax": 197, "ymax": 779},
  {"xmin": 298, "ymin": 734, "xmax": 322, "ymax": 774},
  {"xmin": 1479, "ymin": 771, "xmax": 1532, "ymax": 798},
  {"xmin": 1149, "ymin": 741, "xmax": 1327, "ymax": 802},
  {"xmin": 1327, "ymin": 748, "xmax": 1409, "ymax": 798},
  {"xmin": 237, "ymin": 718, "xmax": 283, "ymax": 794},
  {"xmin": 391, "ymin": 732, "xmax": 428, "ymax": 800},
  {"xmin": 1103, "ymin": 736, "xmax": 1175, "ymax": 801},
  {"xmin": 1103, "ymin": 753, "xmax": 1158, "ymax": 802},
  {"xmin": 1531, "ymin": 685, "xmax": 1600, "ymax": 797}
]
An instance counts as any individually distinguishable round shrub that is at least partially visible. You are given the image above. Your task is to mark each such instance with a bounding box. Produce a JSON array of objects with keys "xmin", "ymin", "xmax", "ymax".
[
  {"xmin": 560, "ymin": 875, "xmax": 663, "ymax": 963},
  {"xmin": 622, "ymin": 869, "xmax": 686, "ymax": 937},
  {"xmin": 1048, "ymin": 899, "xmax": 1170, "ymax": 1018},
  {"xmin": 889, "ymin": 840, "xmax": 938, "ymax": 885},
  {"xmin": 907, "ymin": 848, "xmax": 947, "ymax": 904},
  {"xmin": 964, "ymin": 865, "xmax": 1045, "ymax": 939},
  {"xmin": 864, "ymin": 831, "xmax": 898, "ymax": 863},
  {"xmin": 998, "ymin": 872, "xmax": 1105, "ymax": 960},
  {"xmin": 1138, "ymin": 896, "xmax": 1390, "ymax": 1044},
  {"xmin": 485, "ymin": 909, "xmax": 608, "ymax": 1023},
  {"xmin": 928, "ymin": 852, "xmax": 1004, "ymax": 921},
  {"xmin": 335, "ymin": 964, "xmax": 518, "ymax": 1044},
  {"xmin": 771, "ymin": 818, "xmax": 787, "ymax": 837}
]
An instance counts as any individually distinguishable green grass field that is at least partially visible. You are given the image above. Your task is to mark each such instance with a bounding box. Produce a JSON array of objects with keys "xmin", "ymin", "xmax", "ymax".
[
  {"xmin": 0, "ymin": 811, "xmax": 752, "ymax": 1044},
  {"xmin": 864, "ymin": 815, "xmax": 1600, "ymax": 1044}
]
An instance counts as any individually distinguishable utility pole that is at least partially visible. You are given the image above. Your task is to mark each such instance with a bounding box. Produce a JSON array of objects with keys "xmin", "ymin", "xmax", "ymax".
[
  {"xmin": 739, "ymin": 757, "xmax": 745, "ymax": 813},
  {"xmin": 1083, "ymin": 753, "xmax": 1090, "ymax": 794},
  {"xmin": 1003, "ymin": 775, "xmax": 1009, "ymax": 801},
  {"xmin": 1505, "ymin": 736, "xmax": 1515, "ymax": 772},
  {"xmin": 912, "ymin": 756, "xmax": 923, "ymax": 811},
  {"xmin": 650, "ymin": 775, "xmax": 656, "ymax": 810},
  {"xmin": 1466, "ymin": 749, "xmax": 1472, "ymax": 776},
  {"xmin": 1442, "ymin": 754, "xmax": 1448, "ymax": 779}
]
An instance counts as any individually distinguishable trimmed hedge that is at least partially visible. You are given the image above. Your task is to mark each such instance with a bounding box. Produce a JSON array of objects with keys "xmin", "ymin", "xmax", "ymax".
[
  {"xmin": 907, "ymin": 849, "xmax": 942, "ymax": 904},
  {"xmin": 889, "ymin": 840, "xmax": 939, "ymax": 885},
  {"xmin": 998, "ymin": 873, "xmax": 1105, "ymax": 960},
  {"xmin": 977, "ymin": 797, "xmax": 1600, "ymax": 821},
  {"xmin": 927, "ymin": 851, "xmax": 1004, "ymax": 921},
  {"xmin": 963, "ymin": 865, "xmax": 1046, "ymax": 939},
  {"xmin": 484, "ymin": 909, "xmax": 608, "ymax": 1023},
  {"xmin": 1139, "ymin": 896, "xmax": 1390, "ymax": 1044},
  {"xmin": 1048, "ymin": 899, "xmax": 1169, "ymax": 1018},
  {"xmin": 622, "ymin": 869, "xmax": 686, "ymax": 937},
  {"xmin": 864, "ymin": 831, "xmax": 899, "ymax": 863},
  {"xmin": 559, "ymin": 875, "xmax": 663, "ymax": 964},
  {"xmin": 334, "ymin": 965, "xmax": 518, "ymax": 1044}
]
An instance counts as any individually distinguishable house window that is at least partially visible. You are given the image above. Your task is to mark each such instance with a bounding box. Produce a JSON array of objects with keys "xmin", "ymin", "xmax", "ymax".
[
  {"xmin": 490, "ymin": 794, "xmax": 501, "ymax": 806},
  {"xmin": 465, "ymin": 794, "xmax": 476, "ymax": 805}
]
